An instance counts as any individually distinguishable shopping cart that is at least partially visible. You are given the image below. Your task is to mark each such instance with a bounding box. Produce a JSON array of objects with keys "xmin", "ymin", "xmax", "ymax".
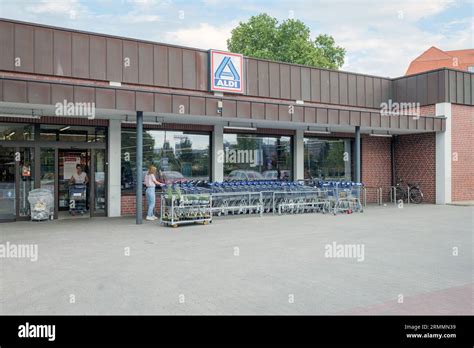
[{"xmin": 69, "ymin": 184, "xmax": 87, "ymax": 215}]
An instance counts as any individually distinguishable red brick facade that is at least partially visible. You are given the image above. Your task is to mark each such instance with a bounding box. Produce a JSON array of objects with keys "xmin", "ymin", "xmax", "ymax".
[
  {"xmin": 394, "ymin": 133, "xmax": 436, "ymax": 204},
  {"xmin": 451, "ymin": 104, "xmax": 474, "ymax": 201},
  {"xmin": 121, "ymin": 194, "xmax": 162, "ymax": 216},
  {"xmin": 361, "ymin": 136, "xmax": 392, "ymax": 203}
]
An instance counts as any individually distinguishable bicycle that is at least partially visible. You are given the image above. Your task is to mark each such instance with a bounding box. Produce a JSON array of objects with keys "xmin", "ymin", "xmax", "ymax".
[{"xmin": 391, "ymin": 179, "xmax": 424, "ymax": 204}]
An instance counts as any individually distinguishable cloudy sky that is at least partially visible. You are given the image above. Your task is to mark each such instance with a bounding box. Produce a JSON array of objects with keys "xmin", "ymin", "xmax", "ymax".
[{"xmin": 1, "ymin": 0, "xmax": 472, "ymax": 77}]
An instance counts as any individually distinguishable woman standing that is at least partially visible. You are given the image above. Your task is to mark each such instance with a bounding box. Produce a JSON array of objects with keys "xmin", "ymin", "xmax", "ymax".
[{"xmin": 144, "ymin": 165, "xmax": 163, "ymax": 221}]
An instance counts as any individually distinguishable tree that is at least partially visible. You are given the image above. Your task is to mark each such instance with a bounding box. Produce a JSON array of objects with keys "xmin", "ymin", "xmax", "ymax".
[{"xmin": 227, "ymin": 14, "xmax": 346, "ymax": 69}]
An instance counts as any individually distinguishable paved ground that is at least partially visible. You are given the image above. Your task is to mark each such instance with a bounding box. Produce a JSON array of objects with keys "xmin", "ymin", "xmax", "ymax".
[{"xmin": 0, "ymin": 204, "xmax": 472, "ymax": 315}]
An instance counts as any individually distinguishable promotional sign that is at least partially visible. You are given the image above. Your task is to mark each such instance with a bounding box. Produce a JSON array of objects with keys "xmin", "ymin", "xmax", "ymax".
[{"xmin": 210, "ymin": 50, "xmax": 244, "ymax": 93}]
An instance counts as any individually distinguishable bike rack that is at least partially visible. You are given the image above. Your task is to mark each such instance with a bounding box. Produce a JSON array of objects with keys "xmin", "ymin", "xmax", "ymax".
[{"xmin": 362, "ymin": 187, "xmax": 383, "ymax": 207}]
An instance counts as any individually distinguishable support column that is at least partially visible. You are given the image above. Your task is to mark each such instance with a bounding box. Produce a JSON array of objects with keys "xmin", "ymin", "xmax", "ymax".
[
  {"xmin": 354, "ymin": 126, "xmax": 361, "ymax": 183},
  {"xmin": 107, "ymin": 119, "xmax": 122, "ymax": 217},
  {"xmin": 344, "ymin": 139, "xmax": 352, "ymax": 180},
  {"xmin": 293, "ymin": 129, "xmax": 304, "ymax": 180},
  {"xmin": 136, "ymin": 111, "xmax": 143, "ymax": 224},
  {"xmin": 212, "ymin": 125, "xmax": 224, "ymax": 182},
  {"xmin": 435, "ymin": 103, "xmax": 452, "ymax": 204}
]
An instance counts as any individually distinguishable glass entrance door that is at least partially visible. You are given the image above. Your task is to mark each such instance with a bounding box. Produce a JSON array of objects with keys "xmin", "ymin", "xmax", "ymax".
[
  {"xmin": 0, "ymin": 147, "xmax": 16, "ymax": 221},
  {"xmin": 17, "ymin": 147, "xmax": 35, "ymax": 218},
  {"xmin": 90, "ymin": 149, "xmax": 106, "ymax": 216}
]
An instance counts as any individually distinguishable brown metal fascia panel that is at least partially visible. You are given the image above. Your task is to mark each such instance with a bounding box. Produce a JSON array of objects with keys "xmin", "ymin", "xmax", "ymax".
[
  {"xmin": 74, "ymin": 85, "xmax": 95, "ymax": 104},
  {"xmin": 172, "ymin": 94, "xmax": 189, "ymax": 114},
  {"xmin": 330, "ymin": 71, "xmax": 339, "ymax": 105},
  {"xmin": 51, "ymin": 84, "xmax": 73, "ymax": 104},
  {"xmin": 122, "ymin": 40, "xmax": 138, "ymax": 84},
  {"xmin": 189, "ymin": 96, "xmax": 205, "ymax": 115},
  {"xmin": 406, "ymin": 76, "xmax": 416, "ymax": 103},
  {"xmin": 373, "ymin": 78, "xmax": 381, "ymax": 109},
  {"xmin": 106, "ymin": 38, "xmax": 123, "ymax": 82},
  {"xmin": 438, "ymin": 70, "xmax": 447, "ymax": 102},
  {"xmin": 408, "ymin": 116, "xmax": 417, "ymax": 130},
  {"xmin": 433, "ymin": 118, "xmax": 443, "ymax": 131},
  {"xmin": 0, "ymin": 21, "xmax": 14, "ymax": 71},
  {"xmin": 339, "ymin": 73, "xmax": 348, "ymax": 105},
  {"xmin": 463, "ymin": 72, "xmax": 471, "ymax": 105},
  {"xmin": 448, "ymin": 70, "xmax": 456, "ymax": 103},
  {"xmin": 399, "ymin": 114, "xmax": 408, "ymax": 129},
  {"xmin": 290, "ymin": 65, "xmax": 301, "ymax": 100},
  {"xmin": 380, "ymin": 114, "xmax": 389, "ymax": 128},
  {"xmin": 425, "ymin": 117, "xmax": 434, "ymax": 131},
  {"xmin": 426, "ymin": 71, "xmax": 438, "ymax": 105},
  {"xmin": 27, "ymin": 81, "xmax": 51, "ymax": 104},
  {"xmin": 279, "ymin": 64, "xmax": 290, "ymax": 99},
  {"xmin": 348, "ymin": 74, "xmax": 357, "ymax": 106},
  {"xmin": 257, "ymin": 60, "xmax": 269, "ymax": 97},
  {"xmin": 471, "ymin": 74, "xmax": 474, "ymax": 105},
  {"xmin": 72, "ymin": 33, "xmax": 90, "ymax": 79},
  {"xmin": 268, "ymin": 62, "xmax": 280, "ymax": 98},
  {"xmin": 278, "ymin": 104, "xmax": 290, "ymax": 121},
  {"xmin": 182, "ymin": 49, "xmax": 197, "ymax": 90},
  {"xmin": 96, "ymin": 88, "xmax": 116, "ymax": 109},
  {"xmin": 251, "ymin": 102, "xmax": 265, "ymax": 120},
  {"xmin": 3, "ymin": 79, "xmax": 27, "ymax": 102},
  {"xmin": 328, "ymin": 109, "xmax": 339, "ymax": 124},
  {"xmin": 381, "ymin": 78, "xmax": 390, "ymax": 104},
  {"xmin": 14, "ymin": 24, "xmax": 34, "ymax": 73},
  {"xmin": 236, "ymin": 101, "xmax": 251, "ymax": 119},
  {"xmin": 456, "ymin": 71, "xmax": 464, "ymax": 104},
  {"xmin": 116, "ymin": 89, "xmax": 135, "ymax": 110},
  {"xmin": 370, "ymin": 112, "xmax": 380, "ymax": 128},
  {"xmin": 246, "ymin": 59, "xmax": 258, "ymax": 96},
  {"xmin": 154, "ymin": 45, "xmax": 169, "ymax": 87},
  {"xmin": 316, "ymin": 108, "xmax": 328, "ymax": 124},
  {"xmin": 359, "ymin": 112, "xmax": 369, "ymax": 127},
  {"xmin": 89, "ymin": 35, "xmax": 105, "ymax": 80},
  {"xmin": 417, "ymin": 74, "xmax": 428, "ymax": 105},
  {"xmin": 310, "ymin": 68, "xmax": 321, "ymax": 102},
  {"xmin": 320, "ymin": 70, "xmax": 330, "ymax": 103},
  {"xmin": 195, "ymin": 51, "xmax": 208, "ymax": 91},
  {"xmin": 205, "ymin": 98, "xmax": 219, "ymax": 117},
  {"xmin": 293, "ymin": 106, "xmax": 304, "ymax": 122},
  {"xmin": 356, "ymin": 75, "xmax": 365, "ymax": 107},
  {"xmin": 222, "ymin": 99, "xmax": 237, "ymax": 118},
  {"xmin": 34, "ymin": 27, "xmax": 53, "ymax": 75},
  {"xmin": 0, "ymin": 79, "xmax": 3, "ymax": 101},
  {"xmin": 138, "ymin": 42, "xmax": 154, "ymax": 86},
  {"xmin": 264, "ymin": 103, "xmax": 278, "ymax": 121},
  {"xmin": 301, "ymin": 67, "xmax": 311, "ymax": 101},
  {"xmin": 136, "ymin": 91, "xmax": 154, "ymax": 112},
  {"xmin": 154, "ymin": 93, "xmax": 172, "ymax": 113},
  {"xmin": 339, "ymin": 110, "xmax": 350, "ymax": 125},
  {"xmin": 304, "ymin": 107, "xmax": 316, "ymax": 123},
  {"xmin": 416, "ymin": 116, "xmax": 425, "ymax": 130},
  {"xmin": 364, "ymin": 76, "xmax": 374, "ymax": 108},
  {"xmin": 53, "ymin": 30, "xmax": 72, "ymax": 77}
]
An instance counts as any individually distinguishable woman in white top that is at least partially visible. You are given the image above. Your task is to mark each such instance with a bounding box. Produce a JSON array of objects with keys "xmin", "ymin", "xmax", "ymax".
[
  {"xmin": 144, "ymin": 165, "xmax": 163, "ymax": 221},
  {"xmin": 70, "ymin": 164, "xmax": 89, "ymax": 185}
]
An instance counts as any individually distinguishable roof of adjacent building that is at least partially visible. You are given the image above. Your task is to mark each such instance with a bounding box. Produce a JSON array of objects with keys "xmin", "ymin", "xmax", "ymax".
[{"xmin": 405, "ymin": 46, "xmax": 474, "ymax": 75}]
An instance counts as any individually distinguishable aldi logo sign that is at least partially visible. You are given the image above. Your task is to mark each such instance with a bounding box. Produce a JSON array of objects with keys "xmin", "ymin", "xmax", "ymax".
[{"xmin": 210, "ymin": 50, "xmax": 244, "ymax": 94}]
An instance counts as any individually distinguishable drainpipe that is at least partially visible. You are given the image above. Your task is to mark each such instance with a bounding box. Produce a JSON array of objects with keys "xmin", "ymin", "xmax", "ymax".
[
  {"xmin": 136, "ymin": 111, "xmax": 143, "ymax": 224},
  {"xmin": 391, "ymin": 135, "xmax": 397, "ymax": 186},
  {"xmin": 354, "ymin": 126, "xmax": 361, "ymax": 183}
]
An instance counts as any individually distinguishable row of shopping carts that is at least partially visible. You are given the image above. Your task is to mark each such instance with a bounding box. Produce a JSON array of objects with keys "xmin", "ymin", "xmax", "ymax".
[{"xmin": 160, "ymin": 180, "xmax": 363, "ymax": 222}]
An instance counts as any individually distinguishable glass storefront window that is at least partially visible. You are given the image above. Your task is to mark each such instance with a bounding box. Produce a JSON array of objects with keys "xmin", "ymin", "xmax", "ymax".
[
  {"xmin": 0, "ymin": 123, "xmax": 34, "ymax": 141},
  {"xmin": 304, "ymin": 137, "xmax": 352, "ymax": 180},
  {"xmin": 40, "ymin": 125, "xmax": 106, "ymax": 143},
  {"xmin": 223, "ymin": 133, "xmax": 292, "ymax": 181},
  {"xmin": 121, "ymin": 129, "xmax": 211, "ymax": 191}
]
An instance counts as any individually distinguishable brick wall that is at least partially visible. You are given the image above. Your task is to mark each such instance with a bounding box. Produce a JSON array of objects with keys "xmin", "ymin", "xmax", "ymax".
[
  {"xmin": 361, "ymin": 136, "xmax": 393, "ymax": 203},
  {"xmin": 451, "ymin": 104, "xmax": 474, "ymax": 201},
  {"xmin": 121, "ymin": 193, "xmax": 162, "ymax": 216},
  {"xmin": 394, "ymin": 133, "xmax": 436, "ymax": 204}
]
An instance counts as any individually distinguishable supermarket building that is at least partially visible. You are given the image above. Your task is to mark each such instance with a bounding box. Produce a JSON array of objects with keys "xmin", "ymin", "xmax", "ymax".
[{"xmin": 0, "ymin": 19, "xmax": 473, "ymax": 222}]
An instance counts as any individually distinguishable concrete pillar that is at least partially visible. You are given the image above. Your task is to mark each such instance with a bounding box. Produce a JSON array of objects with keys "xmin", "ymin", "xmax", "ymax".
[
  {"xmin": 435, "ymin": 103, "xmax": 452, "ymax": 204},
  {"xmin": 354, "ymin": 126, "xmax": 361, "ymax": 183},
  {"xmin": 107, "ymin": 119, "xmax": 121, "ymax": 217},
  {"xmin": 293, "ymin": 129, "xmax": 304, "ymax": 180},
  {"xmin": 212, "ymin": 124, "xmax": 224, "ymax": 182},
  {"xmin": 136, "ymin": 111, "xmax": 143, "ymax": 224},
  {"xmin": 344, "ymin": 139, "xmax": 352, "ymax": 180}
]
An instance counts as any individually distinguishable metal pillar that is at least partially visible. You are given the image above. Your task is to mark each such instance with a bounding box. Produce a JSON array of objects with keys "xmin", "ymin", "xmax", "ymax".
[
  {"xmin": 355, "ymin": 126, "xmax": 361, "ymax": 183},
  {"xmin": 136, "ymin": 111, "xmax": 143, "ymax": 224}
]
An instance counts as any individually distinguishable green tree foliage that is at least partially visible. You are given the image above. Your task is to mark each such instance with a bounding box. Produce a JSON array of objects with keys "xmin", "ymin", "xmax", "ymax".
[{"xmin": 227, "ymin": 13, "xmax": 346, "ymax": 69}]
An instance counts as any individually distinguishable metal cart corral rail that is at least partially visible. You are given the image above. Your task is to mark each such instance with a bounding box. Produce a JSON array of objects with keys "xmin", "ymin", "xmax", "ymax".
[
  {"xmin": 210, "ymin": 191, "xmax": 263, "ymax": 216},
  {"xmin": 160, "ymin": 193, "xmax": 212, "ymax": 228}
]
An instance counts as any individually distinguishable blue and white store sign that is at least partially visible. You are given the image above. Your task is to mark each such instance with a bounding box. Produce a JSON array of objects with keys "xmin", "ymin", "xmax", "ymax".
[{"xmin": 210, "ymin": 50, "xmax": 244, "ymax": 94}]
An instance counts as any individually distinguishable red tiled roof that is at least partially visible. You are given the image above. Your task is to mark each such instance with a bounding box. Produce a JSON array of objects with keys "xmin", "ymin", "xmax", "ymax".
[{"xmin": 405, "ymin": 47, "xmax": 474, "ymax": 75}]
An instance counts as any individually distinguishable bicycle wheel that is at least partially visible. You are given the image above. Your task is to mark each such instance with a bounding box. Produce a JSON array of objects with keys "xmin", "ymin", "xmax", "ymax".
[{"xmin": 409, "ymin": 188, "xmax": 423, "ymax": 204}]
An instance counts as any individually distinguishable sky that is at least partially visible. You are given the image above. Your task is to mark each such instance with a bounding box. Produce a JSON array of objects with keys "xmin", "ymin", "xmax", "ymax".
[{"xmin": 0, "ymin": 0, "xmax": 472, "ymax": 77}]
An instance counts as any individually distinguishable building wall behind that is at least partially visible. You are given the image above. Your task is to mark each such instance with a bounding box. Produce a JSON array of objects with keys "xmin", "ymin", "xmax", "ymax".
[
  {"xmin": 451, "ymin": 104, "xmax": 474, "ymax": 201},
  {"xmin": 394, "ymin": 133, "xmax": 436, "ymax": 204},
  {"xmin": 361, "ymin": 136, "xmax": 392, "ymax": 203}
]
